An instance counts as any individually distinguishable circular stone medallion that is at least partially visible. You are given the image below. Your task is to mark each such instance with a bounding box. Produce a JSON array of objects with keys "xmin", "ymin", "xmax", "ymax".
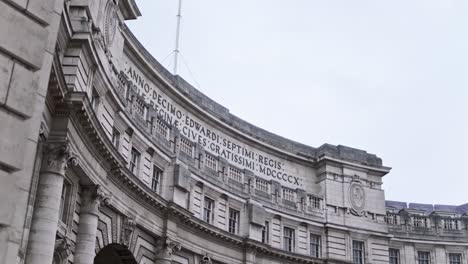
[
  {"xmin": 104, "ymin": 1, "xmax": 118, "ymax": 46},
  {"xmin": 349, "ymin": 181, "xmax": 366, "ymax": 215}
]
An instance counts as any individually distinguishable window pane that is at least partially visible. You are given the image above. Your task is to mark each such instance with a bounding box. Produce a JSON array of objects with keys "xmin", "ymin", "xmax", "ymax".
[
  {"xmin": 389, "ymin": 248, "xmax": 399, "ymax": 264},
  {"xmin": 228, "ymin": 208, "xmax": 239, "ymax": 234},
  {"xmin": 449, "ymin": 253, "xmax": 461, "ymax": 264},
  {"xmin": 262, "ymin": 221, "xmax": 269, "ymax": 243},
  {"xmin": 283, "ymin": 227, "xmax": 295, "ymax": 252},
  {"xmin": 352, "ymin": 241, "xmax": 364, "ymax": 264},
  {"xmin": 310, "ymin": 234, "xmax": 321, "ymax": 258},
  {"xmin": 417, "ymin": 251, "xmax": 430, "ymax": 264},
  {"xmin": 130, "ymin": 148, "xmax": 140, "ymax": 174},
  {"xmin": 152, "ymin": 166, "xmax": 162, "ymax": 192},
  {"xmin": 203, "ymin": 197, "xmax": 214, "ymax": 224}
]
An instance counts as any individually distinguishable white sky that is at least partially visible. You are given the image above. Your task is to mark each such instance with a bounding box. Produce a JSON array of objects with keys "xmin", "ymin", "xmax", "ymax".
[{"xmin": 126, "ymin": 0, "xmax": 468, "ymax": 205}]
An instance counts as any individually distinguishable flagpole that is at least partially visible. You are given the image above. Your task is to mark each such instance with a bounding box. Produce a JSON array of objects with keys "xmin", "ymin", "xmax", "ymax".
[{"xmin": 173, "ymin": 0, "xmax": 183, "ymax": 75}]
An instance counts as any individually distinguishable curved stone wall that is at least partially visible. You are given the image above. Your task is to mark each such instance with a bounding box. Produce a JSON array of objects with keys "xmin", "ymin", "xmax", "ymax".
[{"xmin": 1, "ymin": 1, "xmax": 466, "ymax": 264}]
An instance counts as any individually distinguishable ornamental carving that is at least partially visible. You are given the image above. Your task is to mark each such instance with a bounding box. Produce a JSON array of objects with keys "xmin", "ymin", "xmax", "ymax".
[
  {"xmin": 200, "ymin": 253, "xmax": 212, "ymax": 264},
  {"xmin": 349, "ymin": 178, "xmax": 366, "ymax": 216},
  {"xmin": 104, "ymin": 1, "xmax": 118, "ymax": 46},
  {"xmin": 120, "ymin": 216, "xmax": 136, "ymax": 247},
  {"xmin": 156, "ymin": 237, "xmax": 181, "ymax": 261},
  {"xmin": 42, "ymin": 143, "xmax": 77, "ymax": 175},
  {"xmin": 54, "ymin": 236, "xmax": 72, "ymax": 263}
]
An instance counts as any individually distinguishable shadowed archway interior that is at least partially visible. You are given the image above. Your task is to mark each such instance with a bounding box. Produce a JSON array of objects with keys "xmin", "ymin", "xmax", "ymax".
[{"xmin": 94, "ymin": 244, "xmax": 137, "ymax": 264}]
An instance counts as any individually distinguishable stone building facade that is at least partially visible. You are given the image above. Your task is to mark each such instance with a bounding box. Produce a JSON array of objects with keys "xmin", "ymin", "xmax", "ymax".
[{"xmin": 0, "ymin": 0, "xmax": 467, "ymax": 264}]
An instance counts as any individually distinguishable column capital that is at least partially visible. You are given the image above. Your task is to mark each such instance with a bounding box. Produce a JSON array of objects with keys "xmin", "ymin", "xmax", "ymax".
[
  {"xmin": 81, "ymin": 185, "xmax": 111, "ymax": 214},
  {"xmin": 42, "ymin": 142, "xmax": 78, "ymax": 175},
  {"xmin": 155, "ymin": 237, "xmax": 181, "ymax": 262}
]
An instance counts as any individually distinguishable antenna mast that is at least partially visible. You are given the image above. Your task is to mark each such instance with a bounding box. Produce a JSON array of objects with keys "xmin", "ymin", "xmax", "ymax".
[{"xmin": 173, "ymin": 0, "xmax": 183, "ymax": 75}]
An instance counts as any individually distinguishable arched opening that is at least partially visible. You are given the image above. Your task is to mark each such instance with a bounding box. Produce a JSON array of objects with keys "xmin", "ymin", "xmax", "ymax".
[{"xmin": 94, "ymin": 243, "xmax": 137, "ymax": 264}]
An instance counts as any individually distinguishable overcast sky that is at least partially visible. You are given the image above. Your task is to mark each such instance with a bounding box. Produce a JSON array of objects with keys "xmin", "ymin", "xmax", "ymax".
[{"xmin": 126, "ymin": 0, "xmax": 468, "ymax": 205}]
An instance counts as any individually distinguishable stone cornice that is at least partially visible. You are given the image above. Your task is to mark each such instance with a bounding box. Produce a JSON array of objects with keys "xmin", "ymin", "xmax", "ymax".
[{"xmin": 119, "ymin": 0, "xmax": 141, "ymax": 20}]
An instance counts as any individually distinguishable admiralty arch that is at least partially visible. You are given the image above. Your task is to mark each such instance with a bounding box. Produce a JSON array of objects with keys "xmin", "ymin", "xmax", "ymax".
[{"xmin": 0, "ymin": 1, "xmax": 467, "ymax": 264}]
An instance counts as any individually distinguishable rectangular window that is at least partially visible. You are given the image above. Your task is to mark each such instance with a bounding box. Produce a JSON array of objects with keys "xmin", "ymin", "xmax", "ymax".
[
  {"xmin": 262, "ymin": 221, "xmax": 270, "ymax": 244},
  {"xmin": 203, "ymin": 197, "xmax": 214, "ymax": 224},
  {"xmin": 228, "ymin": 208, "xmax": 239, "ymax": 234},
  {"xmin": 389, "ymin": 248, "xmax": 400, "ymax": 264},
  {"xmin": 352, "ymin": 240, "xmax": 365, "ymax": 264},
  {"xmin": 129, "ymin": 148, "xmax": 140, "ymax": 175},
  {"xmin": 255, "ymin": 178, "xmax": 269, "ymax": 193},
  {"xmin": 283, "ymin": 227, "xmax": 295, "ymax": 252},
  {"xmin": 310, "ymin": 234, "xmax": 321, "ymax": 258},
  {"xmin": 151, "ymin": 166, "xmax": 162, "ymax": 193},
  {"xmin": 112, "ymin": 128, "xmax": 120, "ymax": 148},
  {"xmin": 449, "ymin": 253, "xmax": 462, "ymax": 264},
  {"xmin": 417, "ymin": 251, "xmax": 430, "ymax": 264},
  {"xmin": 205, "ymin": 153, "xmax": 217, "ymax": 171},
  {"xmin": 59, "ymin": 181, "xmax": 71, "ymax": 223}
]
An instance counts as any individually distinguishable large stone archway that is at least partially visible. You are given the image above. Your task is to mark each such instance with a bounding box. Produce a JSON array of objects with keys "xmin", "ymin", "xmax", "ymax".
[{"xmin": 94, "ymin": 243, "xmax": 137, "ymax": 264}]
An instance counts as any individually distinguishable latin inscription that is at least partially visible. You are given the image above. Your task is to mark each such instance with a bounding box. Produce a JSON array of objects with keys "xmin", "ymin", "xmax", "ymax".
[{"xmin": 123, "ymin": 63, "xmax": 304, "ymax": 187}]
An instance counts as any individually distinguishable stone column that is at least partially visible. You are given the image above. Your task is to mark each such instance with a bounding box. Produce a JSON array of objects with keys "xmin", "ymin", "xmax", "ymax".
[
  {"xmin": 155, "ymin": 237, "xmax": 181, "ymax": 264},
  {"xmin": 25, "ymin": 143, "xmax": 77, "ymax": 264},
  {"xmin": 74, "ymin": 185, "xmax": 110, "ymax": 264}
]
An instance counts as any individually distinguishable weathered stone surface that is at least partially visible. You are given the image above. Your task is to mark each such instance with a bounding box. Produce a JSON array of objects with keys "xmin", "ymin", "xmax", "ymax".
[
  {"xmin": 0, "ymin": 1, "xmax": 48, "ymax": 70},
  {"xmin": 0, "ymin": 110, "xmax": 27, "ymax": 170},
  {"xmin": 26, "ymin": 0, "xmax": 55, "ymax": 25},
  {"xmin": 5, "ymin": 62, "xmax": 35, "ymax": 117},
  {"xmin": 3, "ymin": 0, "xmax": 27, "ymax": 10},
  {"xmin": 0, "ymin": 53, "xmax": 14, "ymax": 105},
  {"xmin": 0, "ymin": 170, "xmax": 17, "ymax": 225}
]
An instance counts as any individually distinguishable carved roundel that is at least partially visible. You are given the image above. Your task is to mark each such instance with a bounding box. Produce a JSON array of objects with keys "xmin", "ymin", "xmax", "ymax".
[
  {"xmin": 349, "ymin": 180, "xmax": 366, "ymax": 215},
  {"xmin": 104, "ymin": 1, "xmax": 118, "ymax": 46}
]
